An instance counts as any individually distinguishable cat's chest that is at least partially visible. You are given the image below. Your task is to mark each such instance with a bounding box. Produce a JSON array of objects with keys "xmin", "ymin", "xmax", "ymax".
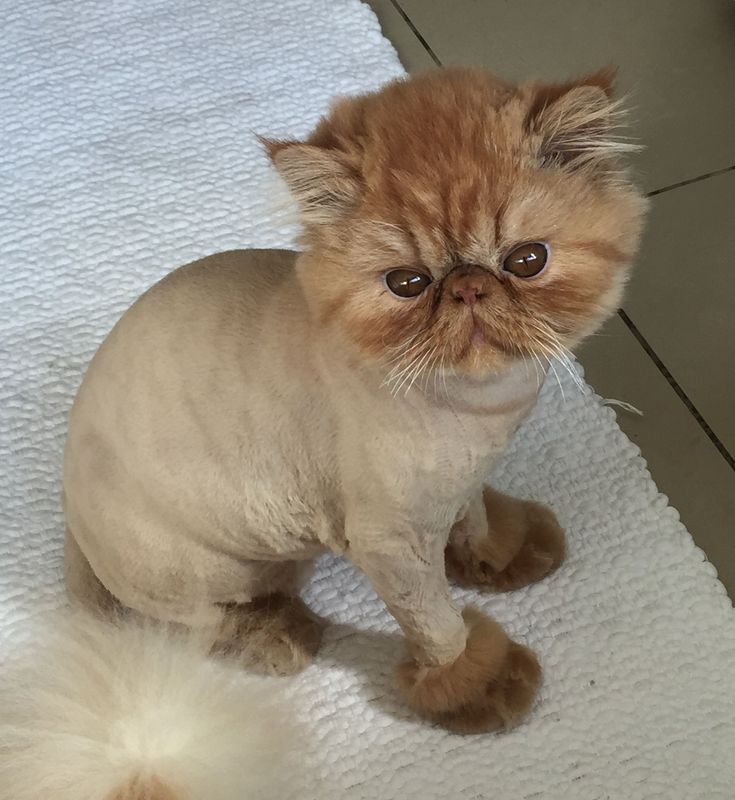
[
  {"xmin": 404, "ymin": 404, "xmax": 527, "ymax": 478},
  {"xmin": 361, "ymin": 390, "xmax": 537, "ymax": 497},
  {"xmin": 336, "ymin": 361, "xmax": 541, "ymax": 501}
]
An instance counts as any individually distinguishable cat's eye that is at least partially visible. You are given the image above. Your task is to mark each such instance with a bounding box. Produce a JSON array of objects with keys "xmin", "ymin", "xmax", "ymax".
[
  {"xmin": 384, "ymin": 269, "xmax": 432, "ymax": 298},
  {"xmin": 502, "ymin": 242, "xmax": 549, "ymax": 278}
]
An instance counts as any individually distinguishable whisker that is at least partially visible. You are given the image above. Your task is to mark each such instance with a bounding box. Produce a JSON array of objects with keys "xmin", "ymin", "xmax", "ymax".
[
  {"xmin": 525, "ymin": 343, "xmax": 547, "ymax": 388},
  {"xmin": 524, "ymin": 320, "xmax": 582, "ymax": 392},
  {"xmin": 383, "ymin": 333, "xmax": 437, "ymax": 390},
  {"xmin": 383, "ymin": 332, "xmax": 425, "ymax": 368},
  {"xmin": 417, "ymin": 346, "xmax": 439, "ymax": 395},
  {"xmin": 428, "ymin": 347, "xmax": 442, "ymax": 395},
  {"xmin": 528, "ymin": 322, "xmax": 585, "ymax": 393},
  {"xmin": 404, "ymin": 345, "xmax": 438, "ymax": 396},
  {"xmin": 555, "ymin": 349, "xmax": 586, "ymax": 392},
  {"xmin": 385, "ymin": 353, "xmax": 419, "ymax": 394},
  {"xmin": 441, "ymin": 351, "xmax": 449, "ymax": 400},
  {"xmin": 528, "ymin": 335, "xmax": 565, "ymax": 401},
  {"xmin": 546, "ymin": 355, "xmax": 565, "ymax": 402},
  {"xmin": 391, "ymin": 346, "xmax": 430, "ymax": 397}
]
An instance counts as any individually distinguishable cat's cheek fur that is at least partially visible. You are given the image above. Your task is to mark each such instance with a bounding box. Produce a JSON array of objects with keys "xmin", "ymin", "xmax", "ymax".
[{"xmin": 300, "ymin": 251, "xmax": 435, "ymax": 361}]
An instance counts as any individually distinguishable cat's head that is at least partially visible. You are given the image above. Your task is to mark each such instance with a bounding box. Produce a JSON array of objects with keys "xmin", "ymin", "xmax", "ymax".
[{"xmin": 264, "ymin": 68, "xmax": 646, "ymax": 386}]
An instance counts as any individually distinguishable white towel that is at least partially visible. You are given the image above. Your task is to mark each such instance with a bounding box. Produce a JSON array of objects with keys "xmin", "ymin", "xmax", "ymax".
[{"xmin": 1, "ymin": 1, "xmax": 733, "ymax": 797}]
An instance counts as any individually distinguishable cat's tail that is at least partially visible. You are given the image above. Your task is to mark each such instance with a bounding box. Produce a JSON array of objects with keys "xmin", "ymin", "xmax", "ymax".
[{"xmin": 0, "ymin": 607, "xmax": 294, "ymax": 800}]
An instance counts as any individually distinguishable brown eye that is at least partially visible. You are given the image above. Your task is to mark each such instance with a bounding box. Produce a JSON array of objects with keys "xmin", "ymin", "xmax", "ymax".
[
  {"xmin": 502, "ymin": 242, "xmax": 549, "ymax": 278},
  {"xmin": 384, "ymin": 269, "xmax": 432, "ymax": 298}
]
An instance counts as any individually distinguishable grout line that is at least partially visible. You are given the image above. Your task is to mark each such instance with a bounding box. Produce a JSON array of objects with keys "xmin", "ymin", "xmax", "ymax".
[
  {"xmin": 388, "ymin": 0, "xmax": 443, "ymax": 66},
  {"xmin": 646, "ymin": 164, "xmax": 735, "ymax": 198},
  {"xmin": 617, "ymin": 309, "xmax": 735, "ymax": 472}
]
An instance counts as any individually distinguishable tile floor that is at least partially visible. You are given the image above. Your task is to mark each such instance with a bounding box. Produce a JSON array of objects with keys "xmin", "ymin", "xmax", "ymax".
[{"xmin": 367, "ymin": 0, "xmax": 735, "ymax": 595}]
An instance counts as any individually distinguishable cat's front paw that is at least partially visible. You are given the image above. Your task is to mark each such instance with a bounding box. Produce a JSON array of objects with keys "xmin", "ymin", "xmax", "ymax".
[
  {"xmin": 447, "ymin": 492, "xmax": 565, "ymax": 592},
  {"xmin": 395, "ymin": 608, "xmax": 541, "ymax": 733}
]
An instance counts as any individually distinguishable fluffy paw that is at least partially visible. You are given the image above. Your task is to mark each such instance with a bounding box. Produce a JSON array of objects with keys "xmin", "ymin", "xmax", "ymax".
[
  {"xmin": 395, "ymin": 608, "xmax": 541, "ymax": 733},
  {"xmin": 213, "ymin": 594, "xmax": 324, "ymax": 676},
  {"xmin": 447, "ymin": 493, "xmax": 565, "ymax": 592}
]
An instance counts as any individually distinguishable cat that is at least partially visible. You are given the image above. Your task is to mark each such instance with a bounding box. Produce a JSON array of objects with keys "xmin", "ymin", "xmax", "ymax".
[{"xmin": 2, "ymin": 67, "xmax": 646, "ymax": 799}]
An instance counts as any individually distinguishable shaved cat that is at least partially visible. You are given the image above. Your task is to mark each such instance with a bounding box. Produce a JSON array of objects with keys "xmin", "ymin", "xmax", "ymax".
[{"xmin": 3, "ymin": 67, "xmax": 646, "ymax": 800}]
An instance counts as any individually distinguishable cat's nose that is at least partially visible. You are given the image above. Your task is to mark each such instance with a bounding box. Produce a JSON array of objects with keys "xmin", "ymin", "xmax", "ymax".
[{"xmin": 452, "ymin": 277, "xmax": 485, "ymax": 306}]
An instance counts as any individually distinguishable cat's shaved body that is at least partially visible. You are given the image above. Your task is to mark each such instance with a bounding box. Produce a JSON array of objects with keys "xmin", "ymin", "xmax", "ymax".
[
  {"xmin": 66, "ymin": 248, "xmax": 539, "ymax": 665},
  {"xmin": 64, "ymin": 68, "xmax": 645, "ymax": 734},
  {"xmin": 66, "ymin": 251, "xmax": 331, "ymax": 621}
]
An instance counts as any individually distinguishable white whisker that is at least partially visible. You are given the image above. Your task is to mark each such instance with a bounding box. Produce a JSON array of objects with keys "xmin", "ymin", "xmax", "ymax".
[
  {"xmin": 383, "ymin": 334, "xmax": 436, "ymax": 390},
  {"xmin": 546, "ymin": 355, "xmax": 565, "ymax": 402},
  {"xmin": 525, "ymin": 320, "xmax": 586, "ymax": 395},
  {"xmin": 528, "ymin": 335, "xmax": 564, "ymax": 401},
  {"xmin": 403, "ymin": 345, "xmax": 437, "ymax": 396},
  {"xmin": 383, "ymin": 332, "xmax": 425, "ymax": 368},
  {"xmin": 417, "ymin": 346, "xmax": 439, "ymax": 395},
  {"xmin": 390, "ymin": 346, "xmax": 427, "ymax": 397},
  {"xmin": 555, "ymin": 350, "xmax": 585, "ymax": 392},
  {"xmin": 526, "ymin": 344, "xmax": 546, "ymax": 388}
]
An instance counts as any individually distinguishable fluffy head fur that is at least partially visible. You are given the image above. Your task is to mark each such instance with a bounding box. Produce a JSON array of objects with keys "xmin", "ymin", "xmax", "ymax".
[
  {"xmin": 0, "ymin": 610, "xmax": 296, "ymax": 800},
  {"xmin": 265, "ymin": 68, "xmax": 646, "ymax": 384}
]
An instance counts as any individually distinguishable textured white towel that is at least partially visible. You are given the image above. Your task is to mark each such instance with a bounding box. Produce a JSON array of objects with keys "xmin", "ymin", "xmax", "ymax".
[{"xmin": 1, "ymin": 1, "xmax": 734, "ymax": 798}]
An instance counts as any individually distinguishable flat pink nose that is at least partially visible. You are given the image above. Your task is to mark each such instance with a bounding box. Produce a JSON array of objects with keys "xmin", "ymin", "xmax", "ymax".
[{"xmin": 452, "ymin": 278, "xmax": 484, "ymax": 306}]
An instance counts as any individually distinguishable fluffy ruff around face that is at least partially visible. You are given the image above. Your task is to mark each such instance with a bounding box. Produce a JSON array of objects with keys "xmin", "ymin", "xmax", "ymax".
[{"xmin": 266, "ymin": 67, "xmax": 646, "ymax": 388}]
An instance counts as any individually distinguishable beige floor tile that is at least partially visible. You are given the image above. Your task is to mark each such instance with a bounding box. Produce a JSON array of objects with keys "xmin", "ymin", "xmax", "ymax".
[
  {"xmin": 578, "ymin": 314, "xmax": 735, "ymax": 598},
  {"xmin": 365, "ymin": 0, "xmax": 436, "ymax": 73},
  {"xmin": 396, "ymin": 0, "xmax": 735, "ymax": 191},
  {"xmin": 623, "ymin": 169, "xmax": 735, "ymax": 456}
]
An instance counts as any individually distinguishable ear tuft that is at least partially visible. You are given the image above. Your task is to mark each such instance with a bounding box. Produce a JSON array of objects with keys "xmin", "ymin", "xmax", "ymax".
[
  {"xmin": 258, "ymin": 136, "xmax": 298, "ymax": 160},
  {"xmin": 579, "ymin": 66, "xmax": 618, "ymax": 98},
  {"xmin": 525, "ymin": 67, "xmax": 639, "ymax": 175},
  {"xmin": 259, "ymin": 137, "xmax": 361, "ymax": 225}
]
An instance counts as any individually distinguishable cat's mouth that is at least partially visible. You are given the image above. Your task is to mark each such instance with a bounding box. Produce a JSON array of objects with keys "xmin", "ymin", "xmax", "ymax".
[
  {"xmin": 457, "ymin": 315, "xmax": 513, "ymax": 361},
  {"xmin": 470, "ymin": 323, "xmax": 486, "ymax": 347},
  {"xmin": 447, "ymin": 287, "xmax": 510, "ymax": 356}
]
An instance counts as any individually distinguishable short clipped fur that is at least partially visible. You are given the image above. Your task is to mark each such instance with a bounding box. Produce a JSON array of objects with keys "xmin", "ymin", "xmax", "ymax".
[{"xmin": 5, "ymin": 67, "xmax": 646, "ymax": 797}]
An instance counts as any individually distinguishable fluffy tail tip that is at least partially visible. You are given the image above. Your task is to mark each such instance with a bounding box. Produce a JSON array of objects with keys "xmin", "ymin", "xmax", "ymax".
[{"xmin": 0, "ymin": 609, "xmax": 299, "ymax": 800}]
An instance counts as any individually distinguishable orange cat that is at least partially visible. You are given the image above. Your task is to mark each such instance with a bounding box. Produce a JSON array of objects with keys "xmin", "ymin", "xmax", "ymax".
[{"xmin": 2, "ymin": 68, "xmax": 646, "ymax": 800}]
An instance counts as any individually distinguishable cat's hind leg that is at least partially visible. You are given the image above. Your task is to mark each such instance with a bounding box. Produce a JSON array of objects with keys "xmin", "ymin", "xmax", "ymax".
[
  {"xmin": 66, "ymin": 528, "xmax": 323, "ymax": 676},
  {"xmin": 65, "ymin": 526, "xmax": 119, "ymax": 614},
  {"xmin": 446, "ymin": 486, "xmax": 565, "ymax": 592},
  {"xmin": 212, "ymin": 560, "xmax": 325, "ymax": 676}
]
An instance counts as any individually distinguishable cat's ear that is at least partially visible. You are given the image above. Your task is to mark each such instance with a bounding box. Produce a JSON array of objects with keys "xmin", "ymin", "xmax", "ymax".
[
  {"xmin": 261, "ymin": 138, "xmax": 361, "ymax": 225},
  {"xmin": 525, "ymin": 68, "xmax": 638, "ymax": 174}
]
